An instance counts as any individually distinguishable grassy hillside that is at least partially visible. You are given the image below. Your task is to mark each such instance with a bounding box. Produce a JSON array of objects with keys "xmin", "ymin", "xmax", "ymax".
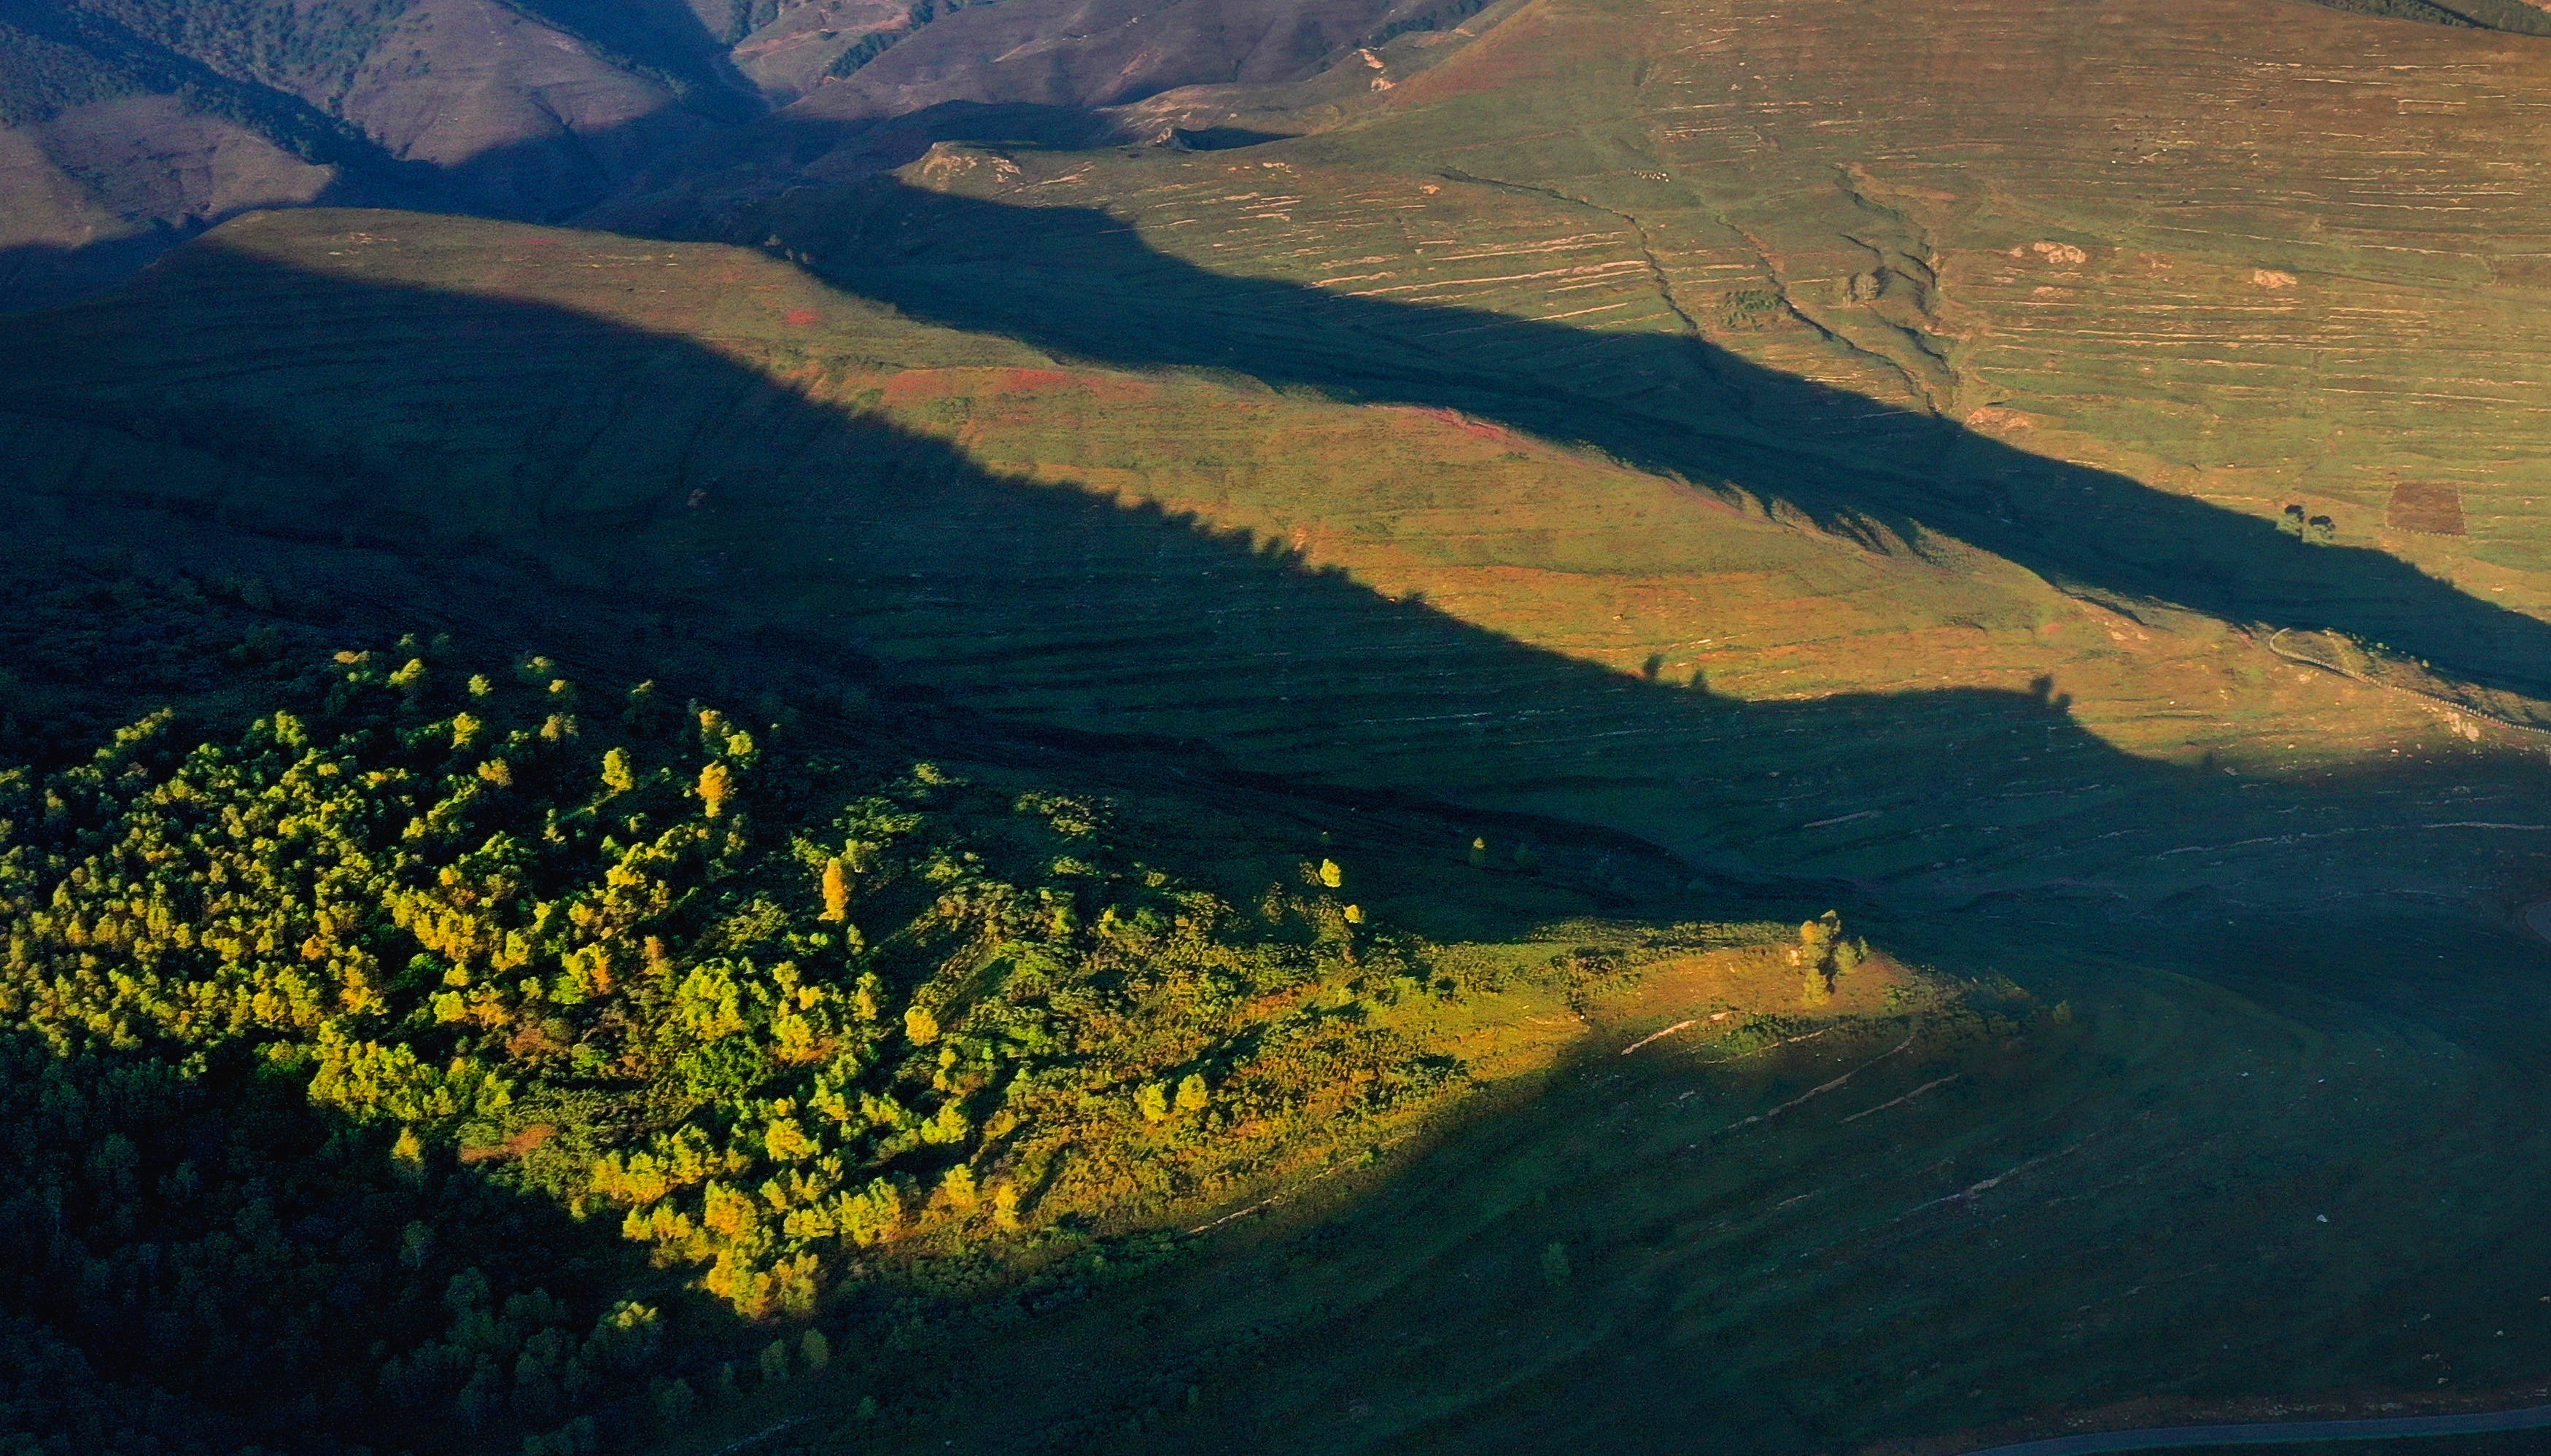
[
  {"xmin": 4, "ymin": 210, "xmax": 2542, "ymax": 935},
  {"xmin": 13, "ymin": 0, "xmax": 2551, "ymax": 1439},
  {"xmin": 734, "ymin": 0, "xmax": 2551, "ymax": 695},
  {"xmin": 6, "ymin": 202, "xmax": 2551, "ymax": 1451},
  {"xmin": 0, "ymin": 547, "xmax": 1857, "ymax": 1455}
]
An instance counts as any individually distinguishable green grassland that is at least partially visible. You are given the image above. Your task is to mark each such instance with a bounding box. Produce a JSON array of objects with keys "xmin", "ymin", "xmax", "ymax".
[
  {"xmin": 9, "ymin": 0, "xmax": 2551, "ymax": 1448},
  {"xmin": 0, "ymin": 556, "xmax": 1840, "ymax": 1455},
  {"xmin": 6, "ymin": 207, "xmax": 2551, "ymax": 1455},
  {"xmin": 6, "ymin": 211, "xmax": 2543, "ymax": 933}
]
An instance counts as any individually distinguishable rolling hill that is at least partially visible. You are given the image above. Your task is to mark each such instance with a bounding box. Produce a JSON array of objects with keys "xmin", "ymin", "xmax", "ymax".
[
  {"xmin": 0, "ymin": 0, "xmax": 1492, "ymax": 311},
  {"xmin": 8, "ymin": 0, "xmax": 2551, "ymax": 1451}
]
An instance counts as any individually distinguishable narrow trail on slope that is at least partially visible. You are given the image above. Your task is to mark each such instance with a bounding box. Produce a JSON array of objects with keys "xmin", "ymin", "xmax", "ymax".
[{"xmin": 2265, "ymin": 626, "xmax": 2551, "ymax": 741}]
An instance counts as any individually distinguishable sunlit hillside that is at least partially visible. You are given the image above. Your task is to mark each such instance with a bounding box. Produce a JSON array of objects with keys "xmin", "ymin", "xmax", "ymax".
[{"xmin": 7, "ymin": 0, "xmax": 2551, "ymax": 1452}]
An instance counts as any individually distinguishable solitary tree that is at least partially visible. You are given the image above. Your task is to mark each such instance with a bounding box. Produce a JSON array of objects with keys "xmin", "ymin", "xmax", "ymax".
[
  {"xmin": 1799, "ymin": 911, "xmax": 1841, "ymax": 1005},
  {"xmin": 820, "ymin": 858, "xmax": 851, "ymax": 922}
]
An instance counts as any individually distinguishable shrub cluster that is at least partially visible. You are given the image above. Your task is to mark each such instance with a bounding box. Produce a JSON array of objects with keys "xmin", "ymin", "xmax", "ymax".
[{"xmin": 0, "ymin": 643, "xmax": 1464, "ymax": 1453}]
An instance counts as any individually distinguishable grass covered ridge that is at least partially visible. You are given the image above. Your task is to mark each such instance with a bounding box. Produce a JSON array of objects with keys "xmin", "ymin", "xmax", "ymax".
[{"xmin": 0, "ymin": 623, "xmax": 1900, "ymax": 1454}]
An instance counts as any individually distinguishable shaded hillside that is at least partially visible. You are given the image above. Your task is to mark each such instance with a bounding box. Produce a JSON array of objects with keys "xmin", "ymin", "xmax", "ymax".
[
  {"xmin": 791, "ymin": 0, "xmax": 1490, "ymax": 125},
  {"xmin": 2307, "ymin": 0, "xmax": 2551, "ymax": 30},
  {"xmin": 5, "ymin": 227, "xmax": 2551, "ymax": 1455},
  {"xmin": 0, "ymin": 0, "xmax": 1495, "ymax": 309},
  {"xmin": 5, "ymin": 209, "xmax": 2547, "ymax": 977},
  {"xmin": 718, "ymin": 0, "xmax": 2551, "ymax": 756},
  {"xmin": 0, "ymin": 0, "xmax": 742, "ymax": 306}
]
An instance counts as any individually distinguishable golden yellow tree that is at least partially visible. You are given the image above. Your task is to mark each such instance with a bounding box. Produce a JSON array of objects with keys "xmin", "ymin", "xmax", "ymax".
[
  {"xmin": 698, "ymin": 761, "xmax": 734, "ymax": 818},
  {"xmin": 820, "ymin": 858, "xmax": 850, "ymax": 922}
]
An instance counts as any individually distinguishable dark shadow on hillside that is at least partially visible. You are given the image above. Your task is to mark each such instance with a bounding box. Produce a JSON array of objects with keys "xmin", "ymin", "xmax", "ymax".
[
  {"xmin": 0, "ymin": 1021, "xmax": 664, "ymax": 1455},
  {"xmin": 750, "ymin": 179, "xmax": 2551, "ymax": 704},
  {"xmin": 14, "ymin": 244, "xmax": 2551, "ymax": 1456},
  {"xmin": 4, "ymin": 241, "xmax": 2546, "ymax": 1023},
  {"xmin": 0, "ymin": 236, "xmax": 179, "ymax": 316},
  {"xmin": 504, "ymin": 0, "xmax": 766, "ymax": 120}
]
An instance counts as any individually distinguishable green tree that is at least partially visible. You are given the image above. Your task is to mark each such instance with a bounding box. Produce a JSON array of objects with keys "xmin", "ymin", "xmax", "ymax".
[
  {"xmin": 1799, "ymin": 912, "xmax": 1839, "ymax": 1005},
  {"xmin": 651, "ymin": 1377, "xmax": 697, "ymax": 1423}
]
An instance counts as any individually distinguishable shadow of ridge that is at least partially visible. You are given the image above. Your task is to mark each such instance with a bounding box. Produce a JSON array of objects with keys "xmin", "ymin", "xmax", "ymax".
[
  {"xmin": 750, "ymin": 178, "xmax": 2551, "ymax": 704},
  {"xmin": 14, "ymin": 247, "xmax": 2551, "ymax": 1456},
  {"xmin": 0, "ymin": 1021, "xmax": 662, "ymax": 1454},
  {"xmin": 502, "ymin": 0, "xmax": 765, "ymax": 117},
  {"xmin": 0, "ymin": 236, "xmax": 184, "ymax": 317},
  {"xmin": 2, "ymin": 239, "xmax": 2542, "ymax": 984}
]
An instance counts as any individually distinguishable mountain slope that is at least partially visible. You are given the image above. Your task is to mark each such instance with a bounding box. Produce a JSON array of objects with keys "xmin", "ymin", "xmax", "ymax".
[
  {"xmin": 9, "ymin": 206, "xmax": 2540, "ymax": 932},
  {"xmin": 741, "ymin": 0, "xmax": 2551, "ymax": 704},
  {"xmin": 0, "ymin": 0, "xmax": 1489, "ymax": 309},
  {"xmin": 10, "ymin": 0, "xmax": 2551, "ymax": 1445},
  {"xmin": 5, "ymin": 198, "xmax": 2551, "ymax": 1452}
]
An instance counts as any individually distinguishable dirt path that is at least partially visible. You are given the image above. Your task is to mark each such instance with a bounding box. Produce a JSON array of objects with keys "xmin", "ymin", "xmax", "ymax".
[
  {"xmin": 2265, "ymin": 628, "xmax": 2551, "ymax": 741},
  {"xmin": 1956, "ymin": 1398, "xmax": 2551, "ymax": 1455}
]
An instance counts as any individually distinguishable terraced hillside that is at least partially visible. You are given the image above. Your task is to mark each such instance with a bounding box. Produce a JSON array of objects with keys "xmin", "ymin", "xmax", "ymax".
[
  {"xmin": 742, "ymin": 0, "xmax": 2551, "ymax": 696},
  {"xmin": 9, "ymin": 0, "xmax": 2551, "ymax": 1447},
  {"xmin": 10, "ymin": 209, "xmax": 2548, "ymax": 947}
]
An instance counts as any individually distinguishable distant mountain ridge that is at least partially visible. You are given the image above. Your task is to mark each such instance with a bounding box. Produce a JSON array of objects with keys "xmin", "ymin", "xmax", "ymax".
[{"xmin": 0, "ymin": 0, "xmax": 1495, "ymax": 310}]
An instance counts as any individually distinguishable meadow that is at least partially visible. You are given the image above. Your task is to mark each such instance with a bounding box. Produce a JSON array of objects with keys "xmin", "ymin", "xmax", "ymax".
[{"xmin": 9, "ymin": 0, "xmax": 2551, "ymax": 1448}]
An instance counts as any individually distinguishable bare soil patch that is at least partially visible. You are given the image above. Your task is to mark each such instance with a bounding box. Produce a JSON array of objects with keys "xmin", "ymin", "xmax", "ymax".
[{"xmin": 2388, "ymin": 481, "xmax": 2468, "ymax": 535}]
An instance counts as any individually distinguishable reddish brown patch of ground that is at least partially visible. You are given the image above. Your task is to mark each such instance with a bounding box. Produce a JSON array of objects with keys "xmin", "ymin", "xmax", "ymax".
[
  {"xmin": 2388, "ymin": 482, "xmax": 2467, "ymax": 535},
  {"xmin": 457, "ymin": 1124, "xmax": 556, "ymax": 1164}
]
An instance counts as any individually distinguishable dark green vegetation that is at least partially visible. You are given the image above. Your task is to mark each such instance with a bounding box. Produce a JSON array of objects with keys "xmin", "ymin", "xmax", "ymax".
[
  {"xmin": 6, "ymin": 209, "xmax": 2551, "ymax": 1456},
  {"xmin": 0, "ymin": 0, "xmax": 395, "ymax": 152},
  {"xmin": 0, "ymin": 593, "xmax": 1818, "ymax": 1454},
  {"xmin": 12, "ymin": 0, "xmax": 2551, "ymax": 1452}
]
